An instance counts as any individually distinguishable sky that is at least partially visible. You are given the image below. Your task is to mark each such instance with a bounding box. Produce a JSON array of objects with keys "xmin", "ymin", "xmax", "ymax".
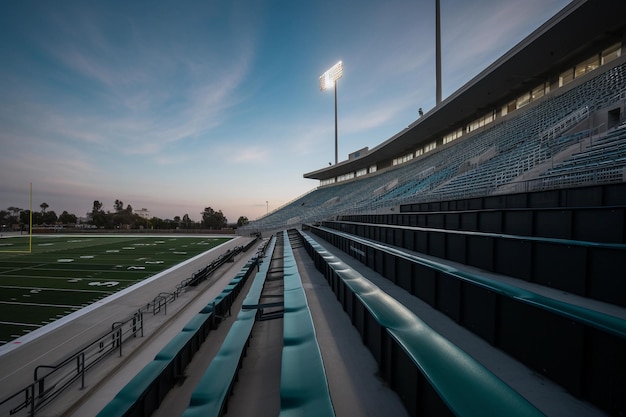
[{"xmin": 0, "ymin": 0, "xmax": 570, "ymax": 223}]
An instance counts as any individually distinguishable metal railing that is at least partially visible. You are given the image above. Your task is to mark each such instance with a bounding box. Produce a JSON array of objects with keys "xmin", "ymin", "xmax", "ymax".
[
  {"xmin": 1, "ymin": 311, "xmax": 143, "ymax": 416},
  {"xmin": 0, "ymin": 240, "xmax": 258, "ymax": 417}
]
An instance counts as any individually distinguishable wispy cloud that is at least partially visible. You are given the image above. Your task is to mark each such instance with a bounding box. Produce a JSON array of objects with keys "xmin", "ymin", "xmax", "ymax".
[
  {"xmin": 0, "ymin": 0, "xmax": 570, "ymax": 221},
  {"xmin": 17, "ymin": 3, "xmax": 258, "ymax": 160},
  {"xmin": 229, "ymin": 146, "xmax": 271, "ymax": 163}
]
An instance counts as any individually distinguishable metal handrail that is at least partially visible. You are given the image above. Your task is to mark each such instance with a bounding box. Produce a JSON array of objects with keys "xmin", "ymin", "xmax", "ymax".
[{"xmin": 0, "ymin": 242, "xmax": 253, "ymax": 417}]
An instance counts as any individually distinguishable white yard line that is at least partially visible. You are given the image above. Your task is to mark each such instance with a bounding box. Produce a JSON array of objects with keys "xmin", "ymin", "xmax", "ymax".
[
  {"xmin": 0, "ymin": 301, "xmax": 80, "ymax": 309},
  {"xmin": 0, "ymin": 285, "xmax": 122, "ymax": 293},
  {"xmin": 0, "ymin": 321, "xmax": 42, "ymax": 328}
]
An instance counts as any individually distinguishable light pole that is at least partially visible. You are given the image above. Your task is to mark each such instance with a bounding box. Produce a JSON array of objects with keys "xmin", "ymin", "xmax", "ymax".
[
  {"xmin": 436, "ymin": 0, "xmax": 442, "ymax": 105},
  {"xmin": 320, "ymin": 61, "xmax": 343, "ymax": 165}
]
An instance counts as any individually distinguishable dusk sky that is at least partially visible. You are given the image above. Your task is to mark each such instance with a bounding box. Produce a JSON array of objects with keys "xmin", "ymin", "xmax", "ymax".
[{"xmin": 0, "ymin": 0, "xmax": 570, "ymax": 223}]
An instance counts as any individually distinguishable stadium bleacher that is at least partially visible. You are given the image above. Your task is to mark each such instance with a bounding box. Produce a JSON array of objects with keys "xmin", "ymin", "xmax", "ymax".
[
  {"xmin": 180, "ymin": 237, "xmax": 277, "ymax": 417},
  {"xmin": 242, "ymin": 60, "xmax": 626, "ymax": 234},
  {"xmin": 96, "ymin": 244, "xmax": 265, "ymax": 417},
  {"xmin": 4, "ymin": 2, "xmax": 626, "ymax": 417},
  {"xmin": 299, "ymin": 230, "xmax": 549, "ymax": 417},
  {"xmin": 231, "ymin": 4, "xmax": 626, "ymax": 415},
  {"xmin": 541, "ymin": 122, "xmax": 626, "ymax": 184}
]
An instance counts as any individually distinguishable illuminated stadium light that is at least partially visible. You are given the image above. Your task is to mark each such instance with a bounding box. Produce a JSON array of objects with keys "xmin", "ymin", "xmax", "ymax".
[
  {"xmin": 320, "ymin": 61, "xmax": 343, "ymax": 164},
  {"xmin": 319, "ymin": 61, "xmax": 343, "ymax": 91}
]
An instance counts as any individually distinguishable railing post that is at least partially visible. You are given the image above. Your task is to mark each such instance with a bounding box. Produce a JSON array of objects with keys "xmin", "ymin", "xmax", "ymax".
[
  {"xmin": 37, "ymin": 377, "xmax": 44, "ymax": 399},
  {"xmin": 78, "ymin": 352, "xmax": 85, "ymax": 389},
  {"xmin": 118, "ymin": 328, "xmax": 123, "ymax": 357},
  {"xmin": 139, "ymin": 310, "xmax": 144, "ymax": 337},
  {"xmin": 111, "ymin": 326, "xmax": 117, "ymax": 349},
  {"xmin": 28, "ymin": 384, "xmax": 35, "ymax": 417}
]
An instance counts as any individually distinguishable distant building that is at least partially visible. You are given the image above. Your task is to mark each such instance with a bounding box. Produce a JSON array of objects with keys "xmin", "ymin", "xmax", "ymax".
[{"xmin": 134, "ymin": 208, "xmax": 151, "ymax": 219}]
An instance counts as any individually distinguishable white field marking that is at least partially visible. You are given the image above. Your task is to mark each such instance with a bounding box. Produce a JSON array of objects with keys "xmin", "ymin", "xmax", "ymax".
[
  {"xmin": 127, "ymin": 266, "xmax": 145, "ymax": 270},
  {"xmin": 145, "ymin": 261, "xmax": 164, "ymax": 264},
  {"xmin": 57, "ymin": 259, "xmax": 75, "ymax": 263},
  {"xmin": 0, "ymin": 301, "xmax": 81, "ymax": 308},
  {"xmin": 0, "ymin": 243, "xmax": 14, "ymax": 247},
  {"xmin": 38, "ymin": 243, "xmax": 53, "ymax": 246},
  {"xmin": 173, "ymin": 251, "xmax": 187, "ymax": 254},
  {"xmin": 0, "ymin": 285, "xmax": 123, "ymax": 293},
  {"xmin": 79, "ymin": 255, "xmax": 95, "ymax": 259},
  {"xmin": 0, "ymin": 235, "xmax": 240, "ymax": 356},
  {"xmin": 11, "ymin": 233, "xmax": 232, "ymax": 239},
  {"xmin": 88, "ymin": 281, "xmax": 119, "ymax": 287},
  {"xmin": 0, "ymin": 273, "xmax": 122, "ymax": 281},
  {"xmin": 106, "ymin": 249, "xmax": 119, "ymax": 253},
  {"xmin": 122, "ymin": 247, "xmax": 135, "ymax": 250},
  {"xmin": 0, "ymin": 321, "xmax": 42, "ymax": 328}
]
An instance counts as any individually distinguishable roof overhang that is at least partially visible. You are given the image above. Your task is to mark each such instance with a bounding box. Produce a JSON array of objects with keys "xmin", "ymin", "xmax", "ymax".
[{"xmin": 304, "ymin": 0, "xmax": 626, "ymax": 180}]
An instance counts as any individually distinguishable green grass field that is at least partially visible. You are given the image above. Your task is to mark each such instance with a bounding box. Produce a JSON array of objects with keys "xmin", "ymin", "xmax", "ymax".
[{"xmin": 0, "ymin": 234, "xmax": 231, "ymax": 345}]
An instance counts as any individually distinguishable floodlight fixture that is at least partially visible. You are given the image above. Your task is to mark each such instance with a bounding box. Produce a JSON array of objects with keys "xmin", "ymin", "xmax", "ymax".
[
  {"xmin": 320, "ymin": 61, "xmax": 343, "ymax": 164},
  {"xmin": 319, "ymin": 61, "xmax": 343, "ymax": 91}
]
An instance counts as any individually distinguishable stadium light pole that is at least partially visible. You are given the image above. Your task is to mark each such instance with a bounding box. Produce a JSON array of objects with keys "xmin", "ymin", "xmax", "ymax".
[
  {"xmin": 435, "ymin": 0, "xmax": 442, "ymax": 105},
  {"xmin": 320, "ymin": 61, "xmax": 343, "ymax": 165}
]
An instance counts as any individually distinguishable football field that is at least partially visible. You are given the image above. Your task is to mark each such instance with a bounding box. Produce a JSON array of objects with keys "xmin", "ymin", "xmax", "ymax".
[{"xmin": 0, "ymin": 234, "xmax": 231, "ymax": 345}]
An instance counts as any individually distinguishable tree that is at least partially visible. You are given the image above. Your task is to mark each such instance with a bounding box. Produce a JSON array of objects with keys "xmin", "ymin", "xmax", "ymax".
[
  {"xmin": 40, "ymin": 202, "xmax": 49, "ymax": 213},
  {"xmin": 201, "ymin": 207, "xmax": 227, "ymax": 229},
  {"xmin": 20, "ymin": 210, "xmax": 30, "ymax": 227},
  {"xmin": 59, "ymin": 211, "xmax": 77, "ymax": 225},
  {"xmin": 150, "ymin": 216, "xmax": 171, "ymax": 229},
  {"xmin": 182, "ymin": 214, "xmax": 192, "ymax": 228},
  {"xmin": 42, "ymin": 210, "xmax": 58, "ymax": 225},
  {"xmin": 6, "ymin": 207, "xmax": 22, "ymax": 225},
  {"xmin": 32, "ymin": 211, "xmax": 43, "ymax": 225},
  {"xmin": 91, "ymin": 200, "xmax": 106, "ymax": 228},
  {"xmin": 237, "ymin": 216, "xmax": 249, "ymax": 227},
  {"xmin": 114, "ymin": 199, "xmax": 124, "ymax": 212},
  {"xmin": 92, "ymin": 200, "xmax": 103, "ymax": 213}
]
